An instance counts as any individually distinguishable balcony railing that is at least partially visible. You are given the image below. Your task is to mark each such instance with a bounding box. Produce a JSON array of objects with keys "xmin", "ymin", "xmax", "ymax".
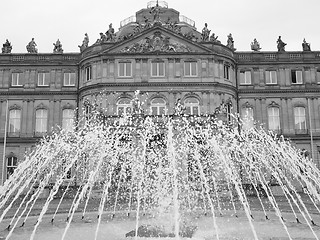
[
  {"xmin": 120, "ymin": 16, "xmax": 136, "ymax": 28},
  {"xmin": 179, "ymin": 15, "xmax": 195, "ymax": 27}
]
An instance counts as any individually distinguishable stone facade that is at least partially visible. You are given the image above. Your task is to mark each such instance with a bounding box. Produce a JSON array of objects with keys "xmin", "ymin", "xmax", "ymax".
[{"xmin": 0, "ymin": 2, "xmax": 320, "ymax": 184}]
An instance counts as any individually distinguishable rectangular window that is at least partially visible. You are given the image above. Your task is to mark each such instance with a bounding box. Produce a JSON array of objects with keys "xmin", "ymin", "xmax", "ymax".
[
  {"xmin": 184, "ymin": 62, "xmax": 197, "ymax": 77},
  {"xmin": 7, "ymin": 156, "xmax": 17, "ymax": 179},
  {"xmin": 294, "ymin": 107, "xmax": 306, "ymax": 130},
  {"xmin": 85, "ymin": 66, "xmax": 92, "ymax": 81},
  {"xmin": 11, "ymin": 73, "xmax": 23, "ymax": 86},
  {"xmin": 224, "ymin": 65, "xmax": 230, "ymax": 79},
  {"xmin": 37, "ymin": 72, "xmax": 50, "ymax": 86},
  {"xmin": 317, "ymin": 69, "xmax": 320, "ymax": 83},
  {"xmin": 151, "ymin": 106, "xmax": 166, "ymax": 115},
  {"xmin": 62, "ymin": 109, "xmax": 74, "ymax": 131},
  {"xmin": 118, "ymin": 62, "xmax": 132, "ymax": 77},
  {"xmin": 266, "ymin": 70, "xmax": 277, "ymax": 84},
  {"xmin": 291, "ymin": 70, "xmax": 303, "ymax": 84},
  {"xmin": 268, "ymin": 107, "xmax": 280, "ymax": 131},
  {"xmin": 64, "ymin": 72, "xmax": 76, "ymax": 86},
  {"xmin": 239, "ymin": 71, "xmax": 251, "ymax": 85},
  {"xmin": 241, "ymin": 107, "xmax": 254, "ymax": 129},
  {"xmin": 9, "ymin": 109, "xmax": 21, "ymax": 133},
  {"xmin": 36, "ymin": 109, "xmax": 48, "ymax": 133},
  {"xmin": 151, "ymin": 62, "xmax": 165, "ymax": 77}
]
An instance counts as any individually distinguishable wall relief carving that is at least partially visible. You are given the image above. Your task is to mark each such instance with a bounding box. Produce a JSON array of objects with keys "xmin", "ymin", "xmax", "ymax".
[{"xmin": 120, "ymin": 31, "xmax": 192, "ymax": 53}]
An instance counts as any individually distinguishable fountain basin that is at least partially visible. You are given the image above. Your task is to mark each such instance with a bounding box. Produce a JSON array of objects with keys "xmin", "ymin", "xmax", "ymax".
[{"xmin": 0, "ymin": 210, "xmax": 319, "ymax": 240}]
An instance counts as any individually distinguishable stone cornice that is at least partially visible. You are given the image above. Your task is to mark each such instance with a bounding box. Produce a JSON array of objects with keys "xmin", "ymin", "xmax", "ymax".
[
  {"xmin": 0, "ymin": 53, "xmax": 80, "ymax": 65},
  {"xmin": 239, "ymin": 88, "xmax": 320, "ymax": 95},
  {"xmin": 78, "ymin": 82, "xmax": 237, "ymax": 97},
  {"xmin": 235, "ymin": 51, "xmax": 320, "ymax": 64},
  {"xmin": 0, "ymin": 90, "xmax": 77, "ymax": 96}
]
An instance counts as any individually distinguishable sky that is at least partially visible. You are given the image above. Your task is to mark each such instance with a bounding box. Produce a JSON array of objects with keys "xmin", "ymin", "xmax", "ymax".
[{"xmin": 1, "ymin": 0, "xmax": 320, "ymax": 53}]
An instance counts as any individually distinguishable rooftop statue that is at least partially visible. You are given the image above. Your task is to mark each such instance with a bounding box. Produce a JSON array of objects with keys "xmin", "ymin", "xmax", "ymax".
[
  {"xmin": 164, "ymin": 18, "xmax": 181, "ymax": 34},
  {"xmin": 201, "ymin": 23, "xmax": 211, "ymax": 42},
  {"xmin": 277, "ymin": 36, "xmax": 286, "ymax": 52},
  {"xmin": 143, "ymin": 16, "xmax": 152, "ymax": 29},
  {"xmin": 1, "ymin": 39, "xmax": 12, "ymax": 54},
  {"xmin": 251, "ymin": 38, "xmax": 261, "ymax": 51},
  {"xmin": 302, "ymin": 38, "xmax": 311, "ymax": 51},
  {"xmin": 209, "ymin": 33, "xmax": 220, "ymax": 43},
  {"xmin": 53, "ymin": 39, "xmax": 63, "ymax": 53},
  {"xmin": 106, "ymin": 23, "xmax": 116, "ymax": 42},
  {"xmin": 98, "ymin": 32, "xmax": 107, "ymax": 43},
  {"xmin": 78, "ymin": 33, "xmax": 89, "ymax": 52},
  {"xmin": 226, "ymin": 33, "xmax": 236, "ymax": 51},
  {"xmin": 150, "ymin": 1, "xmax": 163, "ymax": 23},
  {"xmin": 26, "ymin": 38, "xmax": 38, "ymax": 53}
]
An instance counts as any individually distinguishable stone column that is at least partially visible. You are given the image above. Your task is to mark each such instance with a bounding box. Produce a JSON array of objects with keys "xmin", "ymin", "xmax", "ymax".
[
  {"xmin": 135, "ymin": 58, "xmax": 142, "ymax": 82},
  {"xmin": 108, "ymin": 60, "xmax": 115, "ymax": 82},
  {"xmin": 202, "ymin": 91, "xmax": 209, "ymax": 114},
  {"xmin": 0, "ymin": 70, "xmax": 3, "ymax": 88},
  {"xmin": 261, "ymin": 98, "xmax": 267, "ymax": 125},
  {"xmin": 48, "ymin": 99, "xmax": 55, "ymax": 132},
  {"xmin": 168, "ymin": 58, "xmax": 174, "ymax": 82},
  {"xmin": 287, "ymin": 98, "xmax": 294, "ymax": 134},
  {"xmin": 254, "ymin": 98, "xmax": 262, "ymax": 124},
  {"xmin": 168, "ymin": 91, "xmax": 175, "ymax": 115},
  {"xmin": 315, "ymin": 98, "xmax": 320, "ymax": 134},
  {"xmin": 27, "ymin": 99, "xmax": 35, "ymax": 136},
  {"xmin": 3, "ymin": 70, "xmax": 9, "ymax": 88},
  {"xmin": 141, "ymin": 59, "xmax": 148, "ymax": 82},
  {"xmin": 21, "ymin": 99, "xmax": 28, "ymax": 137}
]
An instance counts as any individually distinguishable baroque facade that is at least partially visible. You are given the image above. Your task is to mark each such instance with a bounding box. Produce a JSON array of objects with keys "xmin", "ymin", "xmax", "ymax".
[{"xmin": 1, "ymin": 1, "xmax": 320, "ymax": 184}]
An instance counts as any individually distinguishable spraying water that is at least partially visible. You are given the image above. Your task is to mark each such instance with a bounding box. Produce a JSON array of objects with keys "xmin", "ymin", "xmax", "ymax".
[{"xmin": 0, "ymin": 92, "xmax": 320, "ymax": 240}]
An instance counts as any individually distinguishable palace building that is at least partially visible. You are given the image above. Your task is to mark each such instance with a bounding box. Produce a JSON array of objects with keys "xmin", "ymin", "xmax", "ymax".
[{"xmin": 1, "ymin": 1, "xmax": 320, "ymax": 184}]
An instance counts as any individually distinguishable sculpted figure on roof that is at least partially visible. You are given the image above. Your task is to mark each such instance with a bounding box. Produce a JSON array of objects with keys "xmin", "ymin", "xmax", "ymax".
[
  {"xmin": 106, "ymin": 23, "xmax": 116, "ymax": 42},
  {"xmin": 201, "ymin": 23, "xmax": 211, "ymax": 42},
  {"xmin": 251, "ymin": 38, "xmax": 261, "ymax": 51},
  {"xmin": 226, "ymin": 33, "xmax": 236, "ymax": 51},
  {"xmin": 78, "ymin": 33, "xmax": 89, "ymax": 52},
  {"xmin": 26, "ymin": 38, "xmax": 38, "ymax": 53},
  {"xmin": 277, "ymin": 36, "xmax": 286, "ymax": 52},
  {"xmin": 150, "ymin": 1, "xmax": 162, "ymax": 23},
  {"xmin": 302, "ymin": 38, "xmax": 311, "ymax": 51},
  {"xmin": 209, "ymin": 33, "xmax": 219, "ymax": 43},
  {"xmin": 2, "ymin": 39, "xmax": 12, "ymax": 54},
  {"xmin": 53, "ymin": 39, "xmax": 63, "ymax": 53}
]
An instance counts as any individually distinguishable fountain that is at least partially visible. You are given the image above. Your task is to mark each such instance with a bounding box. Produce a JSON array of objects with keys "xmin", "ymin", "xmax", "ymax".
[{"xmin": 0, "ymin": 92, "xmax": 320, "ymax": 240}]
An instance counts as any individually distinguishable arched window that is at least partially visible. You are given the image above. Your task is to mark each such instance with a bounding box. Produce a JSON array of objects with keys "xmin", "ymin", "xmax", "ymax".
[
  {"xmin": 294, "ymin": 107, "xmax": 306, "ymax": 130},
  {"xmin": 241, "ymin": 107, "xmax": 254, "ymax": 129},
  {"xmin": 62, "ymin": 109, "xmax": 74, "ymax": 131},
  {"xmin": 35, "ymin": 109, "xmax": 48, "ymax": 133},
  {"xmin": 150, "ymin": 98, "xmax": 166, "ymax": 115},
  {"xmin": 117, "ymin": 98, "xmax": 132, "ymax": 116},
  {"xmin": 7, "ymin": 156, "xmax": 18, "ymax": 179},
  {"xmin": 184, "ymin": 98, "xmax": 199, "ymax": 115},
  {"xmin": 9, "ymin": 109, "xmax": 21, "ymax": 133},
  {"xmin": 268, "ymin": 107, "xmax": 280, "ymax": 131}
]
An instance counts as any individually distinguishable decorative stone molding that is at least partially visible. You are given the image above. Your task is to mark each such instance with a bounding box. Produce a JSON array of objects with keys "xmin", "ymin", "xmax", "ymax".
[{"xmin": 120, "ymin": 31, "xmax": 192, "ymax": 53}]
